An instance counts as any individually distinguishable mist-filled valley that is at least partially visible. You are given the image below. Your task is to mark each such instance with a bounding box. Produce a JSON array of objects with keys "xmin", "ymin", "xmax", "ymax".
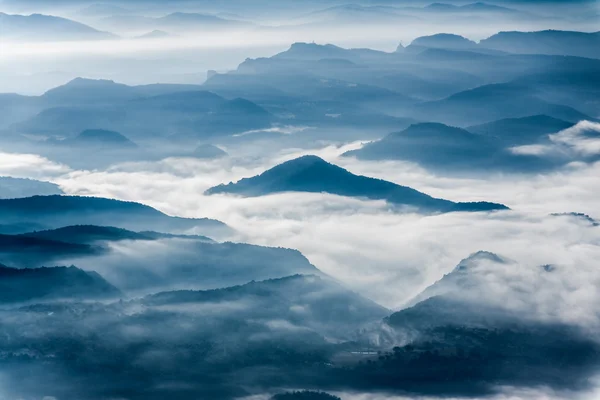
[{"xmin": 0, "ymin": 0, "xmax": 599, "ymax": 399}]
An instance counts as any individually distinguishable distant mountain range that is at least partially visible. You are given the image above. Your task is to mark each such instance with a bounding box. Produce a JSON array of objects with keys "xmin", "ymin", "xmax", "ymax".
[
  {"xmin": 410, "ymin": 82, "xmax": 592, "ymax": 126},
  {"xmin": 297, "ymin": 2, "xmax": 532, "ymax": 25},
  {"xmin": 10, "ymin": 78, "xmax": 272, "ymax": 142},
  {"xmin": 480, "ymin": 30, "xmax": 600, "ymax": 59},
  {"xmin": 344, "ymin": 122, "xmax": 562, "ymax": 172},
  {"xmin": 98, "ymin": 12, "xmax": 251, "ymax": 33},
  {"xmin": 206, "ymin": 155, "xmax": 508, "ymax": 213},
  {"xmin": 0, "ymin": 12, "xmax": 115, "ymax": 41}
]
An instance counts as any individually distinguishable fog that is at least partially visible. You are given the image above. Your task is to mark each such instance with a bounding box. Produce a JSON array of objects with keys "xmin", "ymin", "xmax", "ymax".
[
  {"xmin": 0, "ymin": 1, "xmax": 598, "ymax": 398},
  {"xmin": 0, "ymin": 123, "xmax": 598, "ymax": 327}
]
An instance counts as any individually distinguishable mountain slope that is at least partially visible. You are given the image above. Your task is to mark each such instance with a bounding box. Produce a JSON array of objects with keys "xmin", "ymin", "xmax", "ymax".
[
  {"xmin": 64, "ymin": 129, "xmax": 137, "ymax": 149},
  {"xmin": 20, "ymin": 225, "xmax": 151, "ymax": 244},
  {"xmin": 0, "ymin": 232, "xmax": 102, "ymax": 267},
  {"xmin": 206, "ymin": 155, "xmax": 508, "ymax": 213},
  {"xmin": 21, "ymin": 225, "xmax": 215, "ymax": 244},
  {"xmin": 467, "ymin": 115, "xmax": 575, "ymax": 145},
  {"xmin": 143, "ymin": 274, "xmax": 389, "ymax": 338},
  {"xmin": 0, "ymin": 264, "xmax": 120, "ymax": 303},
  {"xmin": 404, "ymin": 251, "xmax": 507, "ymax": 307},
  {"xmin": 0, "ymin": 195, "xmax": 230, "ymax": 238},
  {"xmin": 412, "ymin": 83, "xmax": 591, "ymax": 126},
  {"xmin": 0, "ymin": 177, "xmax": 63, "ymax": 198},
  {"xmin": 344, "ymin": 122, "xmax": 557, "ymax": 172},
  {"xmin": 193, "ymin": 144, "xmax": 228, "ymax": 159}
]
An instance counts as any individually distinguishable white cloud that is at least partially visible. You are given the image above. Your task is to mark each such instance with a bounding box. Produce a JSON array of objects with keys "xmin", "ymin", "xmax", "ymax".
[
  {"xmin": 509, "ymin": 144, "xmax": 554, "ymax": 156},
  {"xmin": 0, "ymin": 150, "xmax": 71, "ymax": 179},
  {"xmin": 4, "ymin": 137, "xmax": 599, "ymax": 327},
  {"xmin": 34, "ymin": 147, "xmax": 598, "ymax": 328},
  {"xmin": 550, "ymin": 121, "xmax": 600, "ymax": 157}
]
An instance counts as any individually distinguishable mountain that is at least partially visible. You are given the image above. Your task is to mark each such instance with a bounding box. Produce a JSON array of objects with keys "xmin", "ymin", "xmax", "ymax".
[
  {"xmin": 42, "ymin": 78, "xmax": 136, "ymax": 105},
  {"xmin": 361, "ymin": 295, "xmax": 599, "ymax": 393},
  {"xmin": 136, "ymin": 231, "xmax": 215, "ymax": 241},
  {"xmin": 190, "ymin": 98, "xmax": 274, "ymax": 137},
  {"xmin": 424, "ymin": 2, "xmax": 520, "ymax": 14},
  {"xmin": 0, "ymin": 232, "xmax": 102, "ymax": 267},
  {"xmin": 193, "ymin": 144, "xmax": 228, "ymax": 159},
  {"xmin": 0, "ymin": 264, "xmax": 120, "ymax": 303},
  {"xmin": 131, "ymin": 90, "xmax": 225, "ymax": 112},
  {"xmin": 407, "ymin": 33, "xmax": 478, "ymax": 52},
  {"xmin": 20, "ymin": 225, "xmax": 151, "ymax": 244},
  {"xmin": 460, "ymin": 2, "xmax": 522, "ymax": 13},
  {"xmin": 41, "ymin": 78, "xmax": 207, "ymax": 107},
  {"xmin": 12, "ymin": 79, "xmax": 272, "ymax": 145},
  {"xmin": 404, "ymin": 251, "xmax": 507, "ymax": 307},
  {"xmin": 61, "ymin": 129, "xmax": 137, "ymax": 149},
  {"xmin": 298, "ymin": 4, "xmax": 414, "ymax": 24},
  {"xmin": 0, "ymin": 12, "xmax": 116, "ymax": 41},
  {"xmin": 346, "ymin": 251, "xmax": 600, "ymax": 394},
  {"xmin": 0, "ymin": 195, "xmax": 230, "ymax": 238},
  {"xmin": 344, "ymin": 122, "xmax": 554, "ymax": 172},
  {"xmin": 157, "ymin": 12, "xmax": 246, "ymax": 28},
  {"xmin": 467, "ymin": 115, "xmax": 575, "ymax": 145},
  {"xmin": 135, "ymin": 30, "xmax": 171, "ymax": 39},
  {"xmin": 480, "ymin": 30, "xmax": 600, "ymax": 59},
  {"xmin": 100, "ymin": 240, "xmax": 324, "ymax": 293},
  {"xmin": 142, "ymin": 274, "xmax": 389, "ymax": 338},
  {"xmin": 99, "ymin": 12, "xmax": 250, "ymax": 33},
  {"xmin": 273, "ymin": 42, "xmax": 388, "ymax": 63},
  {"xmin": 0, "ymin": 177, "xmax": 63, "ymax": 198},
  {"xmin": 21, "ymin": 225, "xmax": 215, "ymax": 244},
  {"xmin": 14, "ymin": 226, "xmax": 321, "ymax": 293},
  {"xmin": 0, "ymin": 274, "xmax": 382, "ymax": 398},
  {"xmin": 411, "ymin": 83, "xmax": 592, "ymax": 126},
  {"xmin": 551, "ymin": 212, "xmax": 599, "ymax": 227},
  {"xmin": 346, "ymin": 122, "xmax": 494, "ymax": 160},
  {"xmin": 206, "ymin": 155, "xmax": 508, "ymax": 213},
  {"xmin": 272, "ymin": 392, "xmax": 341, "ymax": 400},
  {"xmin": 77, "ymin": 3, "xmax": 132, "ymax": 17}
]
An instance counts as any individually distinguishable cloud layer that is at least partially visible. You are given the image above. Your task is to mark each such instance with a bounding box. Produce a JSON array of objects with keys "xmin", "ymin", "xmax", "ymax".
[{"xmin": 0, "ymin": 136, "xmax": 597, "ymax": 330}]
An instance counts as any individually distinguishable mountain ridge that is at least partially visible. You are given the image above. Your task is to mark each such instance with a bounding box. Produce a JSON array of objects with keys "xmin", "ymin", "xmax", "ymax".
[{"xmin": 206, "ymin": 155, "xmax": 508, "ymax": 213}]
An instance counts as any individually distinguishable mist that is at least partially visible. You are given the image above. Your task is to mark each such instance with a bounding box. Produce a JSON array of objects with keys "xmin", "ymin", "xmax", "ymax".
[{"xmin": 0, "ymin": 0, "xmax": 599, "ymax": 398}]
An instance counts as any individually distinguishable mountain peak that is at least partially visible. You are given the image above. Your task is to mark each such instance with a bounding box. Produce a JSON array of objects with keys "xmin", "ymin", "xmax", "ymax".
[
  {"xmin": 405, "ymin": 251, "xmax": 506, "ymax": 307},
  {"xmin": 410, "ymin": 33, "xmax": 477, "ymax": 49},
  {"xmin": 206, "ymin": 155, "xmax": 507, "ymax": 213},
  {"xmin": 277, "ymin": 42, "xmax": 347, "ymax": 60},
  {"xmin": 279, "ymin": 154, "xmax": 328, "ymax": 167},
  {"xmin": 66, "ymin": 77, "xmax": 117, "ymax": 86},
  {"xmin": 71, "ymin": 129, "xmax": 137, "ymax": 148},
  {"xmin": 455, "ymin": 251, "xmax": 506, "ymax": 272}
]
